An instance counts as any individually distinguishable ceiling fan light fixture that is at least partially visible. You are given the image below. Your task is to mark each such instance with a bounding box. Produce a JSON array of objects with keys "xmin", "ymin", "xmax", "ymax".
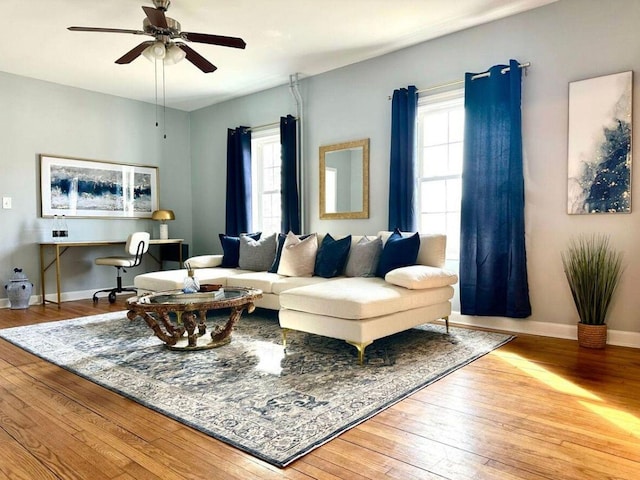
[
  {"xmin": 142, "ymin": 41, "xmax": 166, "ymax": 61},
  {"xmin": 164, "ymin": 44, "xmax": 186, "ymax": 65}
]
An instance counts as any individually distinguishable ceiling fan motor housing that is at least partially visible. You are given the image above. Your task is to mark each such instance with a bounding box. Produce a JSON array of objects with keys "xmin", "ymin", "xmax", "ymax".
[{"xmin": 143, "ymin": 17, "xmax": 181, "ymax": 39}]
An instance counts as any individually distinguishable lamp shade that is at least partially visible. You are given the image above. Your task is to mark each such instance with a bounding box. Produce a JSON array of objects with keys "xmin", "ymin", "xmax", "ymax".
[
  {"xmin": 151, "ymin": 209, "xmax": 175, "ymax": 222},
  {"xmin": 164, "ymin": 44, "xmax": 187, "ymax": 65},
  {"xmin": 143, "ymin": 41, "xmax": 166, "ymax": 61}
]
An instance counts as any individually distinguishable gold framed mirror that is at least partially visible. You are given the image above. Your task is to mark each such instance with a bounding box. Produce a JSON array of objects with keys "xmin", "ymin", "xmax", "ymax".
[{"xmin": 319, "ymin": 138, "xmax": 369, "ymax": 219}]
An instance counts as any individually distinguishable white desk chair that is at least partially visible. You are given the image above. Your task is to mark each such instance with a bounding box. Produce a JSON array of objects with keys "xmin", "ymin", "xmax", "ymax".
[{"xmin": 93, "ymin": 232, "xmax": 150, "ymax": 303}]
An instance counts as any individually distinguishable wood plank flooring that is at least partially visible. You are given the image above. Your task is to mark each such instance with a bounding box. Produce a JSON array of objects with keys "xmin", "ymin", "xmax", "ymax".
[{"xmin": 1, "ymin": 299, "xmax": 639, "ymax": 479}]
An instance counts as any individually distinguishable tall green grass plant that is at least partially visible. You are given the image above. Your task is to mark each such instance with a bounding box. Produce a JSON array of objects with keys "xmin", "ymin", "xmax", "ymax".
[{"xmin": 561, "ymin": 235, "xmax": 623, "ymax": 325}]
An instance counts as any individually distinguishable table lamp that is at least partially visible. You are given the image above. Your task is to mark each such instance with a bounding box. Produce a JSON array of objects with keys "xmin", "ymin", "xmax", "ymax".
[{"xmin": 151, "ymin": 209, "xmax": 175, "ymax": 240}]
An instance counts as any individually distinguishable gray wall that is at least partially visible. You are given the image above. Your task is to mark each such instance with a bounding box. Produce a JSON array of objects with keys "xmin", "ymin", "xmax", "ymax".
[
  {"xmin": 0, "ymin": 72, "xmax": 192, "ymax": 301},
  {"xmin": 188, "ymin": 0, "xmax": 640, "ymax": 340}
]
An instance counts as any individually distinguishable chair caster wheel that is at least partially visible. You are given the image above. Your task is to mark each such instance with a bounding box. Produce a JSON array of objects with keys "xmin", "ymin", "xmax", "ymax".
[
  {"xmin": 92, "ymin": 296, "xmax": 98, "ymax": 303},
  {"xmin": 108, "ymin": 292, "xmax": 116, "ymax": 304}
]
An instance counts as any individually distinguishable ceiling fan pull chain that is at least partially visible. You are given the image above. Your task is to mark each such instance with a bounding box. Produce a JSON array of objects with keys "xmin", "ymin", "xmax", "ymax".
[
  {"xmin": 162, "ymin": 59, "xmax": 167, "ymax": 139},
  {"xmin": 154, "ymin": 58, "xmax": 159, "ymax": 128}
]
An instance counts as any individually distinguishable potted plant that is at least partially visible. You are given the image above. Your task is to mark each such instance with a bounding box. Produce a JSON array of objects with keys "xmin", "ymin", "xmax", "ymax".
[{"xmin": 561, "ymin": 234, "xmax": 623, "ymax": 348}]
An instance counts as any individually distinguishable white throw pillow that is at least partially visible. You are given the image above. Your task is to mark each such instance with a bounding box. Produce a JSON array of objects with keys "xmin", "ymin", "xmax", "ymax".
[
  {"xmin": 277, "ymin": 232, "xmax": 318, "ymax": 277},
  {"xmin": 385, "ymin": 265, "xmax": 458, "ymax": 289}
]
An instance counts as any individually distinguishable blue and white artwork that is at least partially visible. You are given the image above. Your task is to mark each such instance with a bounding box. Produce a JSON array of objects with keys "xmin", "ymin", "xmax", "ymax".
[
  {"xmin": 567, "ymin": 71, "xmax": 632, "ymax": 214},
  {"xmin": 40, "ymin": 155, "xmax": 158, "ymax": 218}
]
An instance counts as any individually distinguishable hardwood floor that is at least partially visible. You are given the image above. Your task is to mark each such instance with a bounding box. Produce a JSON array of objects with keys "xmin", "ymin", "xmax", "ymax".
[{"xmin": 1, "ymin": 299, "xmax": 639, "ymax": 479}]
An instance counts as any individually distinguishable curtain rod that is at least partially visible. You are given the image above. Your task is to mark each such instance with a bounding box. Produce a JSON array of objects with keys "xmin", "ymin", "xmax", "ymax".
[
  {"xmin": 388, "ymin": 62, "xmax": 530, "ymax": 99},
  {"xmin": 246, "ymin": 117, "xmax": 299, "ymax": 132}
]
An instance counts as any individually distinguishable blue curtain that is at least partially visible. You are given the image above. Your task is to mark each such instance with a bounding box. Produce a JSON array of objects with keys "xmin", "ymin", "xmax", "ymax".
[
  {"xmin": 280, "ymin": 115, "xmax": 300, "ymax": 234},
  {"xmin": 225, "ymin": 126, "xmax": 252, "ymax": 236},
  {"xmin": 388, "ymin": 85, "xmax": 418, "ymax": 231},
  {"xmin": 460, "ymin": 59, "xmax": 531, "ymax": 318}
]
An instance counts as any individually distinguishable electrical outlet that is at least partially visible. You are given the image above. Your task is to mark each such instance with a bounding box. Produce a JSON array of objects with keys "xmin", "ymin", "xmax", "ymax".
[{"xmin": 2, "ymin": 197, "xmax": 11, "ymax": 209}]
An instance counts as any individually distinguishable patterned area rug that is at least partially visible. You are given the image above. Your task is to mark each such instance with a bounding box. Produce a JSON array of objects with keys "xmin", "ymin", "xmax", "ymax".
[{"xmin": 0, "ymin": 310, "xmax": 513, "ymax": 467}]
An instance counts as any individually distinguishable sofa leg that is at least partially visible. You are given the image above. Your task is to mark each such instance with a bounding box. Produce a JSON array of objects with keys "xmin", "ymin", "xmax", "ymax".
[
  {"xmin": 444, "ymin": 316, "xmax": 449, "ymax": 334},
  {"xmin": 281, "ymin": 329, "xmax": 289, "ymax": 349},
  {"xmin": 346, "ymin": 340, "xmax": 372, "ymax": 366}
]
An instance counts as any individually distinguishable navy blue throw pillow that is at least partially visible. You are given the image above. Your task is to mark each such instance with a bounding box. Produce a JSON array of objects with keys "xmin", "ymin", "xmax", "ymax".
[
  {"xmin": 376, "ymin": 229, "xmax": 420, "ymax": 278},
  {"xmin": 219, "ymin": 232, "xmax": 261, "ymax": 268},
  {"xmin": 314, "ymin": 234, "xmax": 352, "ymax": 278},
  {"xmin": 269, "ymin": 232, "xmax": 312, "ymax": 273}
]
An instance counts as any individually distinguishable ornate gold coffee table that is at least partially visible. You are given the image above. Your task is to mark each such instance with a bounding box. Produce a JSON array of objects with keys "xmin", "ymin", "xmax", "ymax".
[{"xmin": 127, "ymin": 287, "xmax": 262, "ymax": 351}]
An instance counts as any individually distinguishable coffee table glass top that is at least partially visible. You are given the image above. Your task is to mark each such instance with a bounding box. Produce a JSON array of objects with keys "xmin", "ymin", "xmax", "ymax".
[{"xmin": 143, "ymin": 288, "xmax": 245, "ymax": 305}]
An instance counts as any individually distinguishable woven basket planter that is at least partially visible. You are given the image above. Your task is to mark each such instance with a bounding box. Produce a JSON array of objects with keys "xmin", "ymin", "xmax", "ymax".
[{"xmin": 577, "ymin": 323, "xmax": 607, "ymax": 349}]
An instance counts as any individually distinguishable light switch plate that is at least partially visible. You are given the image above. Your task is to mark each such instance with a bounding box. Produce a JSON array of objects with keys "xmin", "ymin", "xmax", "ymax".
[{"xmin": 2, "ymin": 197, "xmax": 11, "ymax": 209}]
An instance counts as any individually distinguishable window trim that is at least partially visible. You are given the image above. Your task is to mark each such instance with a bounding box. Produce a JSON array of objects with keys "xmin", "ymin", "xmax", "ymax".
[
  {"xmin": 250, "ymin": 127, "xmax": 281, "ymax": 234},
  {"xmin": 416, "ymin": 89, "xmax": 464, "ymax": 263}
]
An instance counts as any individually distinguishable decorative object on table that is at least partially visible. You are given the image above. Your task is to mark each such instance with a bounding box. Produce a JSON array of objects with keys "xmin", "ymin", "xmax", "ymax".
[
  {"xmin": 4, "ymin": 268, "xmax": 33, "ymax": 309},
  {"xmin": 93, "ymin": 232, "xmax": 150, "ymax": 304},
  {"xmin": 51, "ymin": 215, "xmax": 68, "ymax": 239},
  {"xmin": 567, "ymin": 71, "xmax": 632, "ymax": 214},
  {"xmin": 40, "ymin": 154, "xmax": 159, "ymax": 219},
  {"xmin": 0, "ymin": 310, "xmax": 513, "ymax": 467},
  {"xmin": 198, "ymin": 283, "xmax": 222, "ymax": 293},
  {"xmin": 182, "ymin": 263, "xmax": 200, "ymax": 293},
  {"xmin": 561, "ymin": 234, "xmax": 624, "ymax": 348},
  {"xmin": 152, "ymin": 209, "xmax": 175, "ymax": 239}
]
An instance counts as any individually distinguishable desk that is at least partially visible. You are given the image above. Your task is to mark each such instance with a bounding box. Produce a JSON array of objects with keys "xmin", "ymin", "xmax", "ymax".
[{"xmin": 39, "ymin": 239, "xmax": 184, "ymax": 307}]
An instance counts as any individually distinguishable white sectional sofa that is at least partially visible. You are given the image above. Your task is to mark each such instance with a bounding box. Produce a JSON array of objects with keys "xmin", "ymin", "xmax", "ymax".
[{"xmin": 134, "ymin": 231, "xmax": 458, "ymax": 363}]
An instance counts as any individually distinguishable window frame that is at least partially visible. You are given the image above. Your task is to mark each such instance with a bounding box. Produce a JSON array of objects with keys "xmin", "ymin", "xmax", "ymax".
[
  {"xmin": 250, "ymin": 127, "xmax": 282, "ymax": 234},
  {"xmin": 416, "ymin": 88, "xmax": 464, "ymax": 263}
]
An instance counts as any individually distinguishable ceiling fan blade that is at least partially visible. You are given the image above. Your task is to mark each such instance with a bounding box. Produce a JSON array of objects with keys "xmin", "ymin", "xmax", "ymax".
[
  {"xmin": 177, "ymin": 44, "xmax": 217, "ymax": 73},
  {"xmin": 142, "ymin": 6, "xmax": 168, "ymax": 29},
  {"xmin": 182, "ymin": 32, "xmax": 246, "ymax": 49},
  {"xmin": 68, "ymin": 26, "xmax": 145, "ymax": 35},
  {"xmin": 115, "ymin": 41, "xmax": 155, "ymax": 64}
]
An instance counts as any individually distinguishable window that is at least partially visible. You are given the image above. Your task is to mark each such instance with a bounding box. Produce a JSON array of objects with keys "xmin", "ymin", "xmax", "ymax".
[
  {"xmin": 417, "ymin": 89, "xmax": 464, "ymax": 267},
  {"xmin": 251, "ymin": 128, "xmax": 281, "ymax": 234}
]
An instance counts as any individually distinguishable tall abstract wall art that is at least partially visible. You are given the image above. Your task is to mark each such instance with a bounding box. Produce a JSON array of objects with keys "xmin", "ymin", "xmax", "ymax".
[
  {"xmin": 40, "ymin": 155, "xmax": 159, "ymax": 218},
  {"xmin": 567, "ymin": 71, "xmax": 632, "ymax": 214}
]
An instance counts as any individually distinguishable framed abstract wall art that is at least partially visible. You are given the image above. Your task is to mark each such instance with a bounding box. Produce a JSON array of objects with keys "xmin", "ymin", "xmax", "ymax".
[
  {"xmin": 40, "ymin": 154, "xmax": 159, "ymax": 218},
  {"xmin": 567, "ymin": 71, "xmax": 632, "ymax": 214}
]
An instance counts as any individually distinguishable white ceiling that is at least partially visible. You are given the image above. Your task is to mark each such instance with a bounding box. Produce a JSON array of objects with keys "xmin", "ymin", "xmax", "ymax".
[{"xmin": 3, "ymin": 0, "xmax": 556, "ymax": 111}]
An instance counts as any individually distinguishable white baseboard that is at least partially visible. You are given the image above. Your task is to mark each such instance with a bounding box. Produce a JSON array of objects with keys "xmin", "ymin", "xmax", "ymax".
[
  {"xmin": 0, "ymin": 287, "xmax": 134, "ymax": 309},
  {"xmin": 450, "ymin": 312, "xmax": 640, "ymax": 349}
]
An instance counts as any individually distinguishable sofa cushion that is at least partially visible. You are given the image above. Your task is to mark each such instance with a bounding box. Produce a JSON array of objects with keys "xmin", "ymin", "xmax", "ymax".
[
  {"xmin": 376, "ymin": 229, "xmax": 420, "ymax": 277},
  {"xmin": 314, "ymin": 234, "xmax": 351, "ymax": 278},
  {"xmin": 279, "ymin": 277, "xmax": 454, "ymax": 320},
  {"xmin": 344, "ymin": 236, "xmax": 382, "ymax": 277},
  {"xmin": 134, "ymin": 267, "xmax": 252, "ymax": 293},
  {"xmin": 238, "ymin": 232, "xmax": 276, "ymax": 271},
  {"xmin": 385, "ymin": 265, "xmax": 458, "ymax": 289},
  {"xmin": 271, "ymin": 275, "xmax": 330, "ymax": 295},
  {"xmin": 219, "ymin": 232, "xmax": 261, "ymax": 268},
  {"xmin": 278, "ymin": 232, "xmax": 318, "ymax": 277},
  {"xmin": 225, "ymin": 271, "xmax": 282, "ymax": 294},
  {"xmin": 269, "ymin": 232, "xmax": 312, "ymax": 273}
]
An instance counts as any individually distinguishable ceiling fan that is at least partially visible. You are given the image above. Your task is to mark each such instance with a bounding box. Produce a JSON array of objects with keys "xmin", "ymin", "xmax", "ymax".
[{"xmin": 68, "ymin": 0, "xmax": 246, "ymax": 73}]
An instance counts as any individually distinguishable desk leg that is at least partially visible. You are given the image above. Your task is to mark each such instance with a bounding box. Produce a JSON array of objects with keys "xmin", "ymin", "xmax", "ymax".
[
  {"xmin": 55, "ymin": 245, "xmax": 62, "ymax": 307},
  {"xmin": 40, "ymin": 244, "xmax": 46, "ymax": 305}
]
